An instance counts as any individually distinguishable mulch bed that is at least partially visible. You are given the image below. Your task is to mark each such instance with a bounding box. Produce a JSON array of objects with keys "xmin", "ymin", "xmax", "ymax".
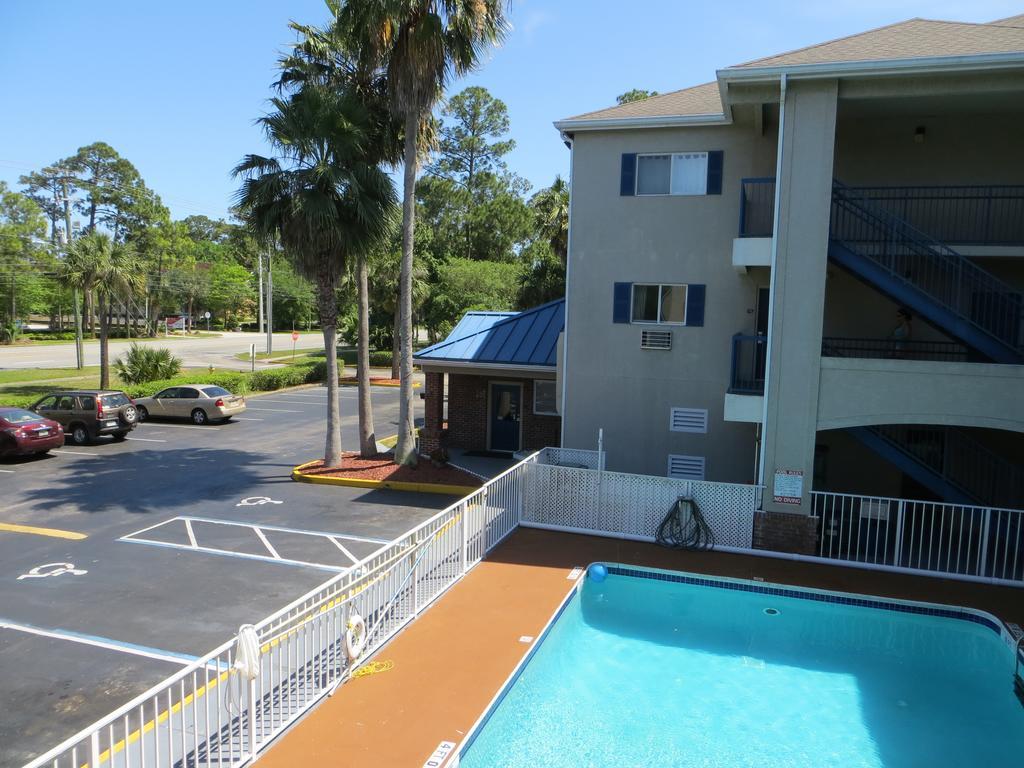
[
  {"xmin": 298, "ymin": 453, "xmax": 482, "ymax": 487},
  {"xmin": 339, "ymin": 376, "xmax": 401, "ymax": 386}
]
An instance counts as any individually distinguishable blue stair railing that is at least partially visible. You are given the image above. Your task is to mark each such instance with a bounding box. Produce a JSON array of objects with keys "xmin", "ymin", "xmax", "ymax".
[
  {"xmin": 830, "ymin": 182, "xmax": 1024, "ymax": 363},
  {"xmin": 852, "ymin": 424, "xmax": 1024, "ymax": 508}
]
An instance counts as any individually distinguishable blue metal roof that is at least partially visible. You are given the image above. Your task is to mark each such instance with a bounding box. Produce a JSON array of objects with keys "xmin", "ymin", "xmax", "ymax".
[{"xmin": 414, "ymin": 299, "xmax": 564, "ymax": 367}]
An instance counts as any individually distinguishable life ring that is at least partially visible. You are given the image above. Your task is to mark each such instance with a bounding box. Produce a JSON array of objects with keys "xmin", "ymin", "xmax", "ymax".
[{"xmin": 346, "ymin": 614, "xmax": 367, "ymax": 661}]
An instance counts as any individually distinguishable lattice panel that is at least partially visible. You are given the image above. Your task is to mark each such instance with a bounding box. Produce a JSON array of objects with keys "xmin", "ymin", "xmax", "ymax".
[
  {"xmin": 537, "ymin": 447, "xmax": 604, "ymax": 470},
  {"xmin": 523, "ymin": 464, "xmax": 757, "ymax": 548}
]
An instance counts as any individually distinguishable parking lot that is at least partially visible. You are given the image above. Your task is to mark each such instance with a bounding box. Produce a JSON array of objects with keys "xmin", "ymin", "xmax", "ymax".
[{"xmin": 0, "ymin": 384, "xmax": 443, "ymax": 767}]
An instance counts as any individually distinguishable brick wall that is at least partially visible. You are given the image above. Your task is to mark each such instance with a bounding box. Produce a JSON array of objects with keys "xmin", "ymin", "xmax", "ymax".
[
  {"xmin": 752, "ymin": 511, "xmax": 820, "ymax": 556},
  {"xmin": 420, "ymin": 371, "xmax": 445, "ymax": 454},
  {"xmin": 445, "ymin": 374, "xmax": 561, "ymax": 452}
]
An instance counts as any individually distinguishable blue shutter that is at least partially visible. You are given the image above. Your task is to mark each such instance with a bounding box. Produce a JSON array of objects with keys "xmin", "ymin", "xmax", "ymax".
[
  {"xmin": 706, "ymin": 151, "xmax": 723, "ymax": 195},
  {"xmin": 613, "ymin": 282, "xmax": 632, "ymax": 323},
  {"xmin": 620, "ymin": 153, "xmax": 637, "ymax": 196},
  {"xmin": 686, "ymin": 284, "xmax": 706, "ymax": 327}
]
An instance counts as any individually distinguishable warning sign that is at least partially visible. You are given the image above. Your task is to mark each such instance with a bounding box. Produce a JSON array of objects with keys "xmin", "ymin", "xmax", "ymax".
[{"xmin": 773, "ymin": 469, "xmax": 803, "ymax": 505}]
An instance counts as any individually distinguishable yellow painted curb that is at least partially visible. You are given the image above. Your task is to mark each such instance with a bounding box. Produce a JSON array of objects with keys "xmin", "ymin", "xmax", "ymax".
[
  {"xmin": 0, "ymin": 522, "xmax": 87, "ymax": 540},
  {"xmin": 291, "ymin": 465, "xmax": 478, "ymax": 496},
  {"xmin": 338, "ymin": 380, "xmax": 421, "ymax": 389}
]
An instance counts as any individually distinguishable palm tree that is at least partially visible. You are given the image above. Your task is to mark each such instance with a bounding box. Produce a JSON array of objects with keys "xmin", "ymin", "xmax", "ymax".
[
  {"xmin": 234, "ymin": 86, "xmax": 397, "ymax": 467},
  {"xmin": 59, "ymin": 232, "xmax": 143, "ymax": 388},
  {"xmin": 532, "ymin": 176, "xmax": 569, "ymax": 268},
  {"xmin": 277, "ymin": 22, "xmax": 403, "ymax": 459},
  {"xmin": 336, "ymin": 0, "xmax": 509, "ymax": 465}
]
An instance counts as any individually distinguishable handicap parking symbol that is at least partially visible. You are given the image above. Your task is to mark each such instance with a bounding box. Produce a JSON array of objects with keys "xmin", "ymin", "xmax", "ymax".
[
  {"xmin": 17, "ymin": 562, "xmax": 89, "ymax": 580},
  {"xmin": 236, "ymin": 496, "xmax": 283, "ymax": 507}
]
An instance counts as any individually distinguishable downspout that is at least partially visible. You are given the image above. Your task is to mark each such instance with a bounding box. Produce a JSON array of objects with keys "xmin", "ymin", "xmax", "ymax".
[
  {"xmin": 757, "ymin": 74, "xmax": 787, "ymax": 488},
  {"xmin": 558, "ymin": 132, "xmax": 574, "ymax": 448}
]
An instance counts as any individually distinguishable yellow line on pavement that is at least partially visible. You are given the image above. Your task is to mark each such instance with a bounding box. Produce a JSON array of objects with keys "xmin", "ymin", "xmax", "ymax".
[{"xmin": 0, "ymin": 522, "xmax": 87, "ymax": 540}]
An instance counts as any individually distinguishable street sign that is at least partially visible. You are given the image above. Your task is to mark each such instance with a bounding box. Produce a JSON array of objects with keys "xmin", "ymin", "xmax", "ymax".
[
  {"xmin": 204, "ymin": 311, "xmax": 211, "ymax": 319},
  {"xmin": 291, "ymin": 331, "xmax": 300, "ymax": 342}
]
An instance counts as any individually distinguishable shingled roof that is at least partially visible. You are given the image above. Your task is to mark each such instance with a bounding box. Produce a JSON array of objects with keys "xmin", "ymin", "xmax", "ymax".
[{"xmin": 559, "ymin": 15, "xmax": 1024, "ymax": 125}]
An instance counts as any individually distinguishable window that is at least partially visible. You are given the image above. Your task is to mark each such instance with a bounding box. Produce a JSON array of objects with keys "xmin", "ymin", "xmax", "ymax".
[
  {"xmin": 155, "ymin": 388, "xmax": 178, "ymax": 399},
  {"xmin": 668, "ymin": 454, "xmax": 706, "ymax": 481},
  {"xmin": 78, "ymin": 396, "xmax": 95, "ymax": 411},
  {"xmin": 632, "ymin": 284, "xmax": 687, "ymax": 324},
  {"xmin": 533, "ymin": 380, "xmax": 557, "ymax": 416},
  {"xmin": 178, "ymin": 388, "xmax": 200, "ymax": 399},
  {"xmin": 34, "ymin": 396, "xmax": 57, "ymax": 410},
  {"xmin": 202, "ymin": 386, "xmax": 231, "ymax": 397},
  {"xmin": 670, "ymin": 407, "xmax": 708, "ymax": 433},
  {"xmin": 636, "ymin": 152, "xmax": 708, "ymax": 196},
  {"xmin": 101, "ymin": 393, "xmax": 131, "ymax": 407}
]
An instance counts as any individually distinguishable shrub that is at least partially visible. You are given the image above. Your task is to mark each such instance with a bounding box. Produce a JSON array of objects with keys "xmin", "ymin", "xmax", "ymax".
[
  {"xmin": 122, "ymin": 370, "xmax": 251, "ymax": 399},
  {"xmin": 369, "ymin": 351, "xmax": 393, "ymax": 367},
  {"xmin": 114, "ymin": 344, "xmax": 183, "ymax": 385}
]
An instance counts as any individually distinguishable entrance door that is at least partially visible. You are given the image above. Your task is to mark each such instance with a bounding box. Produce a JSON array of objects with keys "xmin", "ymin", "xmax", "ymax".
[{"xmin": 488, "ymin": 382, "xmax": 522, "ymax": 453}]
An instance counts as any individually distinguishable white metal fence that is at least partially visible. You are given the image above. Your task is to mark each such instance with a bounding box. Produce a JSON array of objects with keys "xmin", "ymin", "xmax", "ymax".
[
  {"xmin": 522, "ymin": 462, "xmax": 760, "ymax": 549},
  {"xmin": 813, "ymin": 491, "xmax": 1024, "ymax": 583},
  {"xmin": 24, "ymin": 453, "xmax": 539, "ymax": 768}
]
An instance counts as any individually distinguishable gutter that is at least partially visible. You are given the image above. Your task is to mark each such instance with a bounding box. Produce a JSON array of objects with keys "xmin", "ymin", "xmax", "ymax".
[
  {"xmin": 414, "ymin": 360, "xmax": 556, "ymax": 375},
  {"xmin": 552, "ymin": 112, "xmax": 728, "ymax": 133}
]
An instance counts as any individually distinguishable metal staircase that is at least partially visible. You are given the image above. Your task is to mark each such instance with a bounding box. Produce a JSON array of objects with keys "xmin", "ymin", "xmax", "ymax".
[
  {"xmin": 848, "ymin": 424, "xmax": 1024, "ymax": 508},
  {"xmin": 829, "ymin": 182, "xmax": 1024, "ymax": 364}
]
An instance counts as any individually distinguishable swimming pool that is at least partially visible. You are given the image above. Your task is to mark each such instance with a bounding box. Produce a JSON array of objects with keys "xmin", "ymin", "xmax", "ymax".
[{"xmin": 459, "ymin": 565, "xmax": 1024, "ymax": 768}]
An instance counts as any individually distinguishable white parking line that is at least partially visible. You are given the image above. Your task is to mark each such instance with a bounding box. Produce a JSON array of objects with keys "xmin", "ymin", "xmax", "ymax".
[
  {"xmin": 232, "ymin": 417, "xmax": 264, "ymax": 421},
  {"xmin": 0, "ymin": 469, "xmax": 14, "ymax": 473},
  {"xmin": 245, "ymin": 407, "xmax": 301, "ymax": 413},
  {"xmin": 0, "ymin": 619, "xmax": 197, "ymax": 666},
  {"xmin": 247, "ymin": 398, "xmax": 319, "ymax": 405},
  {"xmin": 126, "ymin": 437, "xmax": 168, "ymax": 443},
  {"xmin": 51, "ymin": 450, "xmax": 100, "ymax": 457},
  {"xmin": 139, "ymin": 423, "xmax": 220, "ymax": 431}
]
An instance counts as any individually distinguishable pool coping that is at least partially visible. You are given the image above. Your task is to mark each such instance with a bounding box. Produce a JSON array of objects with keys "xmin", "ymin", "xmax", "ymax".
[{"xmin": 456, "ymin": 559, "xmax": 1021, "ymax": 763}]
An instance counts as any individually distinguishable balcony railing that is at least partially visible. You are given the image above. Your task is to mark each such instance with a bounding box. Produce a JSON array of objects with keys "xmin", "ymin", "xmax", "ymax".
[
  {"xmin": 821, "ymin": 337, "xmax": 970, "ymax": 362},
  {"xmin": 729, "ymin": 333, "xmax": 767, "ymax": 395},
  {"xmin": 737, "ymin": 179, "xmax": 1024, "ymax": 245}
]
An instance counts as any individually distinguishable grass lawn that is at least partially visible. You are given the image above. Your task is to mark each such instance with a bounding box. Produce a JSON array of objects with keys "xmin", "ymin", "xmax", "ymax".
[
  {"xmin": 0, "ymin": 367, "xmax": 102, "ymax": 385},
  {"xmin": 5, "ymin": 332, "xmax": 221, "ymax": 347},
  {"xmin": 0, "ymin": 367, "xmax": 200, "ymax": 409},
  {"xmin": 233, "ymin": 350, "xmax": 325, "ymax": 364}
]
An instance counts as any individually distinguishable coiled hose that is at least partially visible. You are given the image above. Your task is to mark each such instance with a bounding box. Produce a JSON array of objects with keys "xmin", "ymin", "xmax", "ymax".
[{"xmin": 655, "ymin": 497, "xmax": 716, "ymax": 551}]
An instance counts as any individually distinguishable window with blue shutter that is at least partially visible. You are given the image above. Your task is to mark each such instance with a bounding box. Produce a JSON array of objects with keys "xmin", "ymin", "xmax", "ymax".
[
  {"xmin": 706, "ymin": 151, "xmax": 723, "ymax": 195},
  {"xmin": 620, "ymin": 154, "xmax": 637, "ymax": 196},
  {"xmin": 685, "ymin": 284, "xmax": 706, "ymax": 327},
  {"xmin": 613, "ymin": 282, "xmax": 632, "ymax": 323}
]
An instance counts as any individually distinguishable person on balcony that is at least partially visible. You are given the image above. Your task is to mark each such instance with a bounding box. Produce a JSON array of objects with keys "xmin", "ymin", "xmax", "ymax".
[{"xmin": 891, "ymin": 308, "xmax": 913, "ymax": 358}]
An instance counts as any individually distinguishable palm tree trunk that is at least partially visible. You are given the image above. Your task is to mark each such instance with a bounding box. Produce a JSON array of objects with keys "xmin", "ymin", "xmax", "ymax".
[
  {"xmin": 391, "ymin": 301, "xmax": 400, "ymax": 380},
  {"xmin": 317, "ymin": 268, "xmax": 342, "ymax": 467},
  {"xmin": 98, "ymin": 293, "xmax": 109, "ymax": 389},
  {"xmin": 394, "ymin": 113, "xmax": 419, "ymax": 466},
  {"xmin": 356, "ymin": 252, "xmax": 376, "ymax": 458}
]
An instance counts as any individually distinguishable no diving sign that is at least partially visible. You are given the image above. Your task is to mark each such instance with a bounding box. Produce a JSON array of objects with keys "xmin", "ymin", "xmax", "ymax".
[
  {"xmin": 423, "ymin": 741, "xmax": 458, "ymax": 768},
  {"xmin": 773, "ymin": 469, "xmax": 803, "ymax": 505}
]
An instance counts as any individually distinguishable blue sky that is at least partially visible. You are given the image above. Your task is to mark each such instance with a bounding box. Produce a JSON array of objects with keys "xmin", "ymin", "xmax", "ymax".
[{"xmin": 1, "ymin": 0, "xmax": 1019, "ymax": 221}]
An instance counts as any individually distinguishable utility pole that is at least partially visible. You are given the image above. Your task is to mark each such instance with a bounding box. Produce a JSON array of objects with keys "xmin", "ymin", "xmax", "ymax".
[
  {"xmin": 266, "ymin": 250, "xmax": 273, "ymax": 355},
  {"xmin": 257, "ymin": 252, "xmax": 264, "ymax": 336},
  {"xmin": 62, "ymin": 179, "xmax": 83, "ymax": 370}
]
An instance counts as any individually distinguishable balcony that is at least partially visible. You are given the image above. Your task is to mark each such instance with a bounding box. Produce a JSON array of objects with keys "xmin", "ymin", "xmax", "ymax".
[
  {"xmin": 737, "ymin": 179, "xmax": 1024, "ymax": 246},
  {"xmin": 820, "ymin": 337, "xmax": 969, "ymax": 363},
  {"xmin": 725, "ymin": 334, "xmax": 765, "ymax": 423}
]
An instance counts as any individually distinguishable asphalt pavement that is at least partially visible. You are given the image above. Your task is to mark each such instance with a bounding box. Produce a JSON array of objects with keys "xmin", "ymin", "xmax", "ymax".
[
  {"xmin": 0, "ymin": 332, "xmax": 326, "ymax": 371},
  {"xmin": 0, "ymin": 384, "xmax": 437, "ymax": 767}
]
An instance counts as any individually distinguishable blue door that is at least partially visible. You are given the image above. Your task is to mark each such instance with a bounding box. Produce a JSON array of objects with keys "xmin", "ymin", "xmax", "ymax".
[{"xmin": 489, "ymin": 383, "xmax": 521, "ymax": 453}]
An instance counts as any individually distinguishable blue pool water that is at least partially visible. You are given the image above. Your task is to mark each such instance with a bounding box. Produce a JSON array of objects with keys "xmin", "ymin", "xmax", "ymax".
[{"xmin": 460, "ymin": 567, "xmax": 1024, "ymax": 768}]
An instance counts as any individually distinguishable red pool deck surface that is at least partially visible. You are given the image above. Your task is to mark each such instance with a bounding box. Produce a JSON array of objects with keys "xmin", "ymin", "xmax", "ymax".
[{"xmin": 256, "ymin": 527, "xmax": 1024, "ymax": 767}]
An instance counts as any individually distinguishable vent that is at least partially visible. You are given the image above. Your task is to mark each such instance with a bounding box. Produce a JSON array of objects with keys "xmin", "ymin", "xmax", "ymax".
[
  {"xmin": 668, "ymin": 454, "xmax": 705, "ymax": 481},
  {"xmin": 670, "ymin": 407, "xmax": 708, "ymax": 433},
  {"xmin": 641, "ymin": 329, "xmax": 672, "ymax": 350}
]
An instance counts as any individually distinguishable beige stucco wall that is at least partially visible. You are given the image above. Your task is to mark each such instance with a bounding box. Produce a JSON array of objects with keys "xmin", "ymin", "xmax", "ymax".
[
  {"xmin": 817, "ymin": 357, "xmax": 1024, "ymax": 433},
  {"xmin": 560, "ymin": 107, "xmax": 776, "ymax": 481}
]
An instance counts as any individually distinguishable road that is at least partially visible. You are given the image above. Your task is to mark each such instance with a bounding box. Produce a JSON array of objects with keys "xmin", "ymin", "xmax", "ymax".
[
  {"xmin": 0, "ymin": 385, "xmax": 434, "ymax": 767},
  {"xmin": 0, "ymin": 332, "xmax": 327, "ymax": 371}
]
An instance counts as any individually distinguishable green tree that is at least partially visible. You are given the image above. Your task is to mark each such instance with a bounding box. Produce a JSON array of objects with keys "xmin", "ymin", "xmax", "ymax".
[
  {"xmin": 517, "ymin": 241, "xmax": 564, "ymax": 308},
  {"xmin": 616, "ymin": 88, "xmax": 658, "ymax": 105},
  {"xmin": 234, "ymin": 85, "xmax": 397, "ymax": 467},
  {"xmin": 336, "ymin": 0, "xmax": 509, "ymax": 465},
  {"xmin": 430, "ymin": 86, "xmax": 515, "ymax": 189},
  {"xmin": 530, "ymin": 175, "xmax": 569, "ymax": 268},
  {"xmin": 423, "ymin": 257, "xmax": 522, "ymax": 340},
  {"xmin": 0, "ymin": 183, "xmax": 50, "ymax": 340},
  {"xmin": 59, "ymin": 233, "xmax": 144, "ymax": 388}
]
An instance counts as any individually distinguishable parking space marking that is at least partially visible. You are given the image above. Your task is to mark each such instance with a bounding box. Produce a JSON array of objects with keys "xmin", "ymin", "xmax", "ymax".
[
  {"xmin": 245, "ymin": 407, "xmax": 302, "ymax": 413},
  {"xmin": 125, "ymin": 437, "xmax": 168, "ymax": 443},
  {"xmin": 0, "ymin": 618, "xmax": 198, "ymax": 666},
  {"xmin": 51, "ymin": 449, "xmax": 100, "ymax": 457},
  {"xmin": 0, "ymin": 522, "xmax": 87, "ymax": 540},
  {"xmin": 0, "ymin": 469, "xmax": 14, "ymax": 473},
  {"xmin": 245, "ymin": 399, "xmax": 319, "ymax": 406},
  {"xmin": 120, "ymin": 515, "xmax": 390, "ymax": 572},
  {"xmin": 138, "ymin": 423, "xmax": 220, "ymax": 431},
  {"xmin": 233, "ymin": 417, "xmax": 264, "ymax": 421}
]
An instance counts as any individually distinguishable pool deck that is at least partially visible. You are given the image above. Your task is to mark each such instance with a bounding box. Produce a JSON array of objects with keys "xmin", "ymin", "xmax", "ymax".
[{"xmin": 256, "ymin": 527, "xmax": 1024, "ymax": 767}]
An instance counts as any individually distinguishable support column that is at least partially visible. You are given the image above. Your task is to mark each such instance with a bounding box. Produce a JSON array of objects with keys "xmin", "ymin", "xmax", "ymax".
[
  {"xmin": 760, "ymin": 79, "xmax": 838, "ymax": 523},
  {"xmin": 420, "ymin": 370, "xmax": 445, "ymax": 454}
]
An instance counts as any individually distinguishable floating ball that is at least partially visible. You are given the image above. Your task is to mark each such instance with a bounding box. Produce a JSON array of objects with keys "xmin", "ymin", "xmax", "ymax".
[{"xmin": 588, "ymin": 563, "xmax": 608, "ymax": 583}]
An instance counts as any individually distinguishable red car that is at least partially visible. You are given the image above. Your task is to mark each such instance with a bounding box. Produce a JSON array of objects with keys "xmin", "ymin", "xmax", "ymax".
[{"xmin": 0, "ymin": 407, "xmax": 65, "ymax": 458}]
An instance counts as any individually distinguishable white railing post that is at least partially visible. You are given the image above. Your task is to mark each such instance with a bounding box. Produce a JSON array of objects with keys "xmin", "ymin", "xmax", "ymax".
[
  {"xmin": 481, "ymin": 486, "xmax": 489, "ymax": 551},
  {"xmin": 248, "ymin": 677, "xmax": 258, "ymax": 758},
  {"xmin": 412, "ymin": 540, "xmax": 420, "ymax": 615},
  {"xmin": 89, "ymin": 731, "xmax": 100, "ymax": 768},
  {"xmin": 460, "ymin": 502, "xmax": 468, "ymax": 574},
  {"xmin": 892, "ymin": 500, "xmax": 906, "ymax": 568},
  {"xmin": 978, "ymin": 508, "xmax": 992, "ymax": 579}
]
